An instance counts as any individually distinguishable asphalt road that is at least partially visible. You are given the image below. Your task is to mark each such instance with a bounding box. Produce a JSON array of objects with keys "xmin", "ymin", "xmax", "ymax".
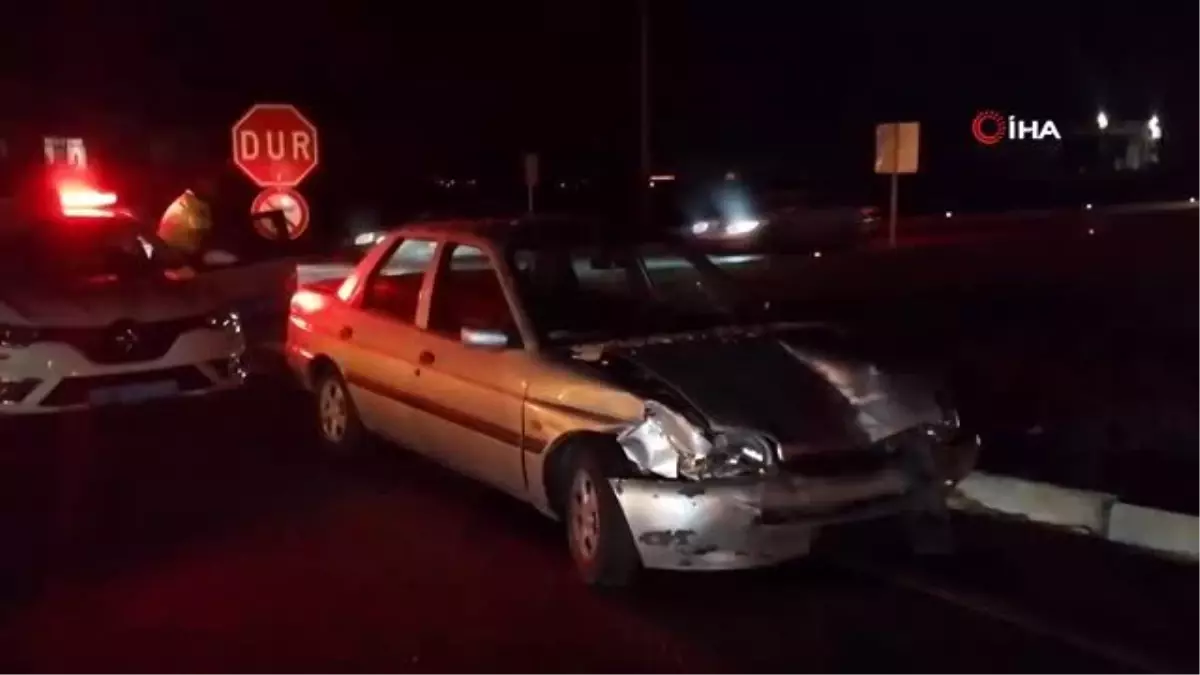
[{"xmin": 0, "ymin": 379, "xmax": 1195, "ymax": 673}]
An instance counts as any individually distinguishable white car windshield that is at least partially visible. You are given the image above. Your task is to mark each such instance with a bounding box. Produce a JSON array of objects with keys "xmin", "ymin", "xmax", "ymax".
[{"xmin": 507, "ymin": 243, "xmax": 771, "ymax": 345}]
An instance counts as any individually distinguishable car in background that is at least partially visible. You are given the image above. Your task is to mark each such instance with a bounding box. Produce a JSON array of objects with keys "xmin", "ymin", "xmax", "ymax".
[
  {"xmin": 285, "ymin": 216, "xmax": 978, "ymax": 586},
  {"xmin": 0, "ymin": 175, "xmax": 247, "ymax": 414},
  {"xmin": 656, "ymin": 177, "xmax": 879, "ymax": 252}
]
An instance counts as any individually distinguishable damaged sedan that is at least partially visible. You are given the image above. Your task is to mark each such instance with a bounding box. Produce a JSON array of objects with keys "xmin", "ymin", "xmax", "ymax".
[{"xmin": 286, "ymin": 217, "xmax": 979, "ymax": 586}]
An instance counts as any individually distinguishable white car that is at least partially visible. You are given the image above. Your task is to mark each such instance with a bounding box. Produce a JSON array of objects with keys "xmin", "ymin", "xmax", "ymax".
[
  {"xmin": 0, "ymin": 204, "xmax": 247, "ymax": 414},
  {"xmin": 286, "ymin": 218, "xmax": 975, "ymax": 586}
]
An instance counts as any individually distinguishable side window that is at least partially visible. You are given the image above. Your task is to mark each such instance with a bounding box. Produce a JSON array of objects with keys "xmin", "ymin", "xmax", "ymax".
[
  {"xmin": 428, "ymin": 244, "xmax": 519, "ymax": 342},
  {"xmin": 511, "ymin": 247, "xmax": 645, "ymax": 313},
  {"xmin": 570, "ymin": 250, "xmax": 636, "ymax": 295},
  {"xmin": 361, "ymin": 238, "xmax": 437, "ymax": 323},
  {"xmin": 641, "ymin": 252, "xmax": 725, "ymax": 311},
  {"xmin": 704, "ymin": 253, "xmax": 768, "ymax": 280}
]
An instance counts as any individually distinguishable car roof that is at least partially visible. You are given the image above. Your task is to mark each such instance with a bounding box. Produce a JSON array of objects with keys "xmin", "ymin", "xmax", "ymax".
[{"xmin": 392, "ymin": 215, "xmax": 674, "ymax": 249}]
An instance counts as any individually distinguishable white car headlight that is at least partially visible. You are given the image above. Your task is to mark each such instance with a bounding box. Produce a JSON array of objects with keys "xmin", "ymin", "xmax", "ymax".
[
  {"xmin": 617, "ymin": 400, "xmax": 773, "ymax": 481},
  {"xmin": 681, "ymin": 428, "xmax": 774, "ymax": 480},
  {"xmin": 924, "ymin": 398, "xmax": 965, "ymax": 444}
]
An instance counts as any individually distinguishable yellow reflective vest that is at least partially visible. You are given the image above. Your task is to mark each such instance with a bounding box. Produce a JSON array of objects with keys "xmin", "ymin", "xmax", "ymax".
[{"xmin": 157, "ymin": 189, "xmax": 213, "ymax": 254}]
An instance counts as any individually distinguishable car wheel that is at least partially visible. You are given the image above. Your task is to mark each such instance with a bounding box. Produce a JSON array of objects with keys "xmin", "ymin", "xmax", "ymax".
[
  {"xmin": 565, "ymin": 447, "xmax": 641, "ymax": 587},
  {"xmin": 315, "ymin": 369, "xmax": 365, "ymax": 456}
]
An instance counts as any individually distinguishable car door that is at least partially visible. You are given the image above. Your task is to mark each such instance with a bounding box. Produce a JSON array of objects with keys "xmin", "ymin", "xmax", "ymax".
[
  {"xmin": 336, "ymin": 236, "xmax": 439, "ymax": 452},
  {"xmin": 404, "ymin": 240, "xmax": 530, "ymax": 498}
]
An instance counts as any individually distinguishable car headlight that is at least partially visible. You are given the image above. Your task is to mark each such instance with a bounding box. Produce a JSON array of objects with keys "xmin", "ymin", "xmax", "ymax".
[
  {"xmin": 724, "ymin": 218, "xmax": 762, "ymax": 236},
  {"xmin": 617, "ymin": 400, "xmax": 773, "ymax": 481},
  {"xmin": 0, "ymin": 324, "xmax": 40, "ymax": 349},
  {"xmin": 206, "ymin": 309, "xmax": 242, "ymax": 334},
  {"xmin": 924, "ymin": 404, "xmax": 979, "ymax": 484},
  {"xmin": 681, "ymin": 428, "xmax": 775, "ymax": 480},
  {"xmin": 924, "ymin": 406, "xmax": 961, "ymax": 442}
]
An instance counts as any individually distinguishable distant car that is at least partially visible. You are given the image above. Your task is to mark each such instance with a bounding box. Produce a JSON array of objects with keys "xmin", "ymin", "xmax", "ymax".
[
  {"xmin": 667, "ymin": 182, "xmax": 879, "ymax": 251},
  {"xmin": 0, "ymin": 180, "xmax": 247, "ymax": 414},
  {"xmin": 286, "ymin": 217, "xmax": 978, "ymax": 586}
]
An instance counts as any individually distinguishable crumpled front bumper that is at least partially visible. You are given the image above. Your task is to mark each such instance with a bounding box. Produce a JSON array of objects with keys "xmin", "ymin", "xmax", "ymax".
[{"xmin": 610, "ymin": 467, "xmax": 930, "ymax": 571}]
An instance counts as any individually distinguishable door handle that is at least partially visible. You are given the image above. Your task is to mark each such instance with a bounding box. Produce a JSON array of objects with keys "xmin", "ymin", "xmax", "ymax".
[
  {"xmin": 338, "ymin": 326, "xmax": 354, "ymax": 340},
  {"xmin": 418, "ymin": 350, "xmax": 436, "ymax": 366}
]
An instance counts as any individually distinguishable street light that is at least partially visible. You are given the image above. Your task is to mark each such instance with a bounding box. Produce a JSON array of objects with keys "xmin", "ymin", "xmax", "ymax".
[
  {"xmin": 1096, "ymin": 111, "xmax": 1109, "ymax": 130},
  {"xmin": 1148, "ymin": 114, "xmax": 1162, "ymax": 140}
]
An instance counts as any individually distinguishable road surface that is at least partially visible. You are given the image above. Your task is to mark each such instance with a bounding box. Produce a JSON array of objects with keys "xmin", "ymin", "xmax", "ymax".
[{"xmin": 0, "ymin": 380, "xmax": 1194, "ymax": 672}]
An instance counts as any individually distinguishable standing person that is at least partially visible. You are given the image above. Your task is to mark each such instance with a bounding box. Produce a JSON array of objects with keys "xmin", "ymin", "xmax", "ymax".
[{"xmin": 157, "ymin": 175, "xmax": 216, "ymax": 256}]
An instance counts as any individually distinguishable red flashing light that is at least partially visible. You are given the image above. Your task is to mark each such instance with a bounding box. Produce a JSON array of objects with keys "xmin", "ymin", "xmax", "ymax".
[{"xmin": 56, "ymin": 179, "xmax": 119, "ymax": 218}]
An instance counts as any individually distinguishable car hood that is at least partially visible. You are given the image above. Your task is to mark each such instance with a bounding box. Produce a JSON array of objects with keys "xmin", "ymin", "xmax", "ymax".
[
  {"xmin": 0, "ymin": 276, "xmax": 221, "ymax": 326},
  {"xmin": 569, "ymin": 323, "xmax": 944, "ymax": 458}
]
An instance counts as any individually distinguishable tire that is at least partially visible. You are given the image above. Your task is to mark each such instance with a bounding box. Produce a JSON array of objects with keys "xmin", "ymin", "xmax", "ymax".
[
  {"xmin": 314, "ymin": 368, "xmax": 366, "ymax": 457},
  {"xmin": 564, "ymin": 446, "xmax": 641, "ymax": 588}
]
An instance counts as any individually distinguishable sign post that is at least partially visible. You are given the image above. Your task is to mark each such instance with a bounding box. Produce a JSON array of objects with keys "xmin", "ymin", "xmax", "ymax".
[
  {"xmin": 523, "ymin": 152, "xmax": 539, "ymax": 214},
  {"xmin": 874, "ymin": 122, "xmax": 920, "ymax": 247},
  {"xmin": 233, "ymin": 103, "xmax": 320, "ymax": 240}
]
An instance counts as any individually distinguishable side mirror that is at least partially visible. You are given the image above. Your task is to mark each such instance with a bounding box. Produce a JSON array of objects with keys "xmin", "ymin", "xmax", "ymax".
[
  {"xmin": 461, "ymin": 327, "xmax": 510, "ymax": 350},
  {"xmin": 202, "ymin": 249, "xmax": 238, "ymax": 267}
]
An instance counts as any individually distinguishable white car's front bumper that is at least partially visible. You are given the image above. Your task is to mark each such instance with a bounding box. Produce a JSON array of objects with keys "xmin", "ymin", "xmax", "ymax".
[
  {"xmin": 611, "ymin": 467, "xmax": 928, "ymax": 571},
  {"xmin": 0, "ymin": 328, "xmax": 246, "ymax": 415}
]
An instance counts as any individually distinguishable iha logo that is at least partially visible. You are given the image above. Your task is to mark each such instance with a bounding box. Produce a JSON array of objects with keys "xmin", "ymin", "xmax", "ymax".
[{"xmin": 972, "ymin": 110, "xmax": 1061, "ymax": 145}]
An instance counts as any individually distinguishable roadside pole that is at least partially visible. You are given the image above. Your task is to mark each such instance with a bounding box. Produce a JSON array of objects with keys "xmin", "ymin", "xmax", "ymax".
[
  {"xmin": 875, "ymin": 121, "xmax": 920, "ymax": 247},
  {"xmin": 524, "ymin": 152, "xmax": 538, "ymax": 214},
  {"xmin": 638, "ymin": 0, "xmax": 651, "ymax": 228}
]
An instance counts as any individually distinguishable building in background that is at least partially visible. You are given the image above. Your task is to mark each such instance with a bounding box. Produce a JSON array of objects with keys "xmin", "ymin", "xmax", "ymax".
[{"xmin": 1089, "ymin": 112, "xmax": 1162, "ymax": 172}]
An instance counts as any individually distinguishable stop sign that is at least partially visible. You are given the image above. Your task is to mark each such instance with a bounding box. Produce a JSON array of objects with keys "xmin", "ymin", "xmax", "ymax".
[{"xmin": 231, "ymin": 104, "xmax": 319, "ymax": 188}]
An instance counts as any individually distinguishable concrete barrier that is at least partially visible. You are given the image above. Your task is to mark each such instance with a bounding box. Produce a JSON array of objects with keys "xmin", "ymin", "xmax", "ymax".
[
  {"xmin": 951, "ymin": 471, "xmax": 1198, "ymax": 562},
  {"xmin": 950, "ymin": 472, "xmax": 1114, "ymax": 533},
  {"xmin": 1107, "ymin": 503, "xmax": 1200, "ymax": 560}
]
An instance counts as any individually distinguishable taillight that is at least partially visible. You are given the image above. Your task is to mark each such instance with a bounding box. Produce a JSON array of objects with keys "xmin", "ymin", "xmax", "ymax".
[{"xmin": 290, "ymin": 289, "xmax": 327, "ymax": 314}]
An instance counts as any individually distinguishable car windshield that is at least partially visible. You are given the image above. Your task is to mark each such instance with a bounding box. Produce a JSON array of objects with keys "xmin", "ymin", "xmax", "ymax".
[
  {"xmin": 0, "ymin": 215, "xmax": 183, "ymax": 285},
  {"xmin": 507, "ymin": 241, "xmax": 786, "ymax": 345}
]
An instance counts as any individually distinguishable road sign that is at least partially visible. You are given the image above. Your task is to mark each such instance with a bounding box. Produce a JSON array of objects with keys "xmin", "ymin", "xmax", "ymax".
[
  {"xmin": 874, "ymin": 121, "xmax": 920, "ymax": 248},
  {"xmin": 43, "ymin": 137, "xmax": 87, "ymax": 167},
  {"xmin": 232, "ymin": 104, "xmax": 319, "ymax": 188},
  {"xmin": 250, "ymin": 187, "xmax": 310, "ymax": 240},
  {"xmin": 874, "ymin": 122, "xmax": 919, "ymax": 175}
]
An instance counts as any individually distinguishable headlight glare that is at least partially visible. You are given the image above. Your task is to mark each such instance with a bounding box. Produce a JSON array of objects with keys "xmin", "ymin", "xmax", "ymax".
[{"xmin": 725, "ymin": 218, "xmax": 762, "ymax": 236}]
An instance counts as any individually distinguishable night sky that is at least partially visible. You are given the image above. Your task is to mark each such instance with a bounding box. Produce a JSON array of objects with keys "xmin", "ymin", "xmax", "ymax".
[{"xmin": 3, "ymin": 1, "xmax": 1196, "ymax": 218}]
